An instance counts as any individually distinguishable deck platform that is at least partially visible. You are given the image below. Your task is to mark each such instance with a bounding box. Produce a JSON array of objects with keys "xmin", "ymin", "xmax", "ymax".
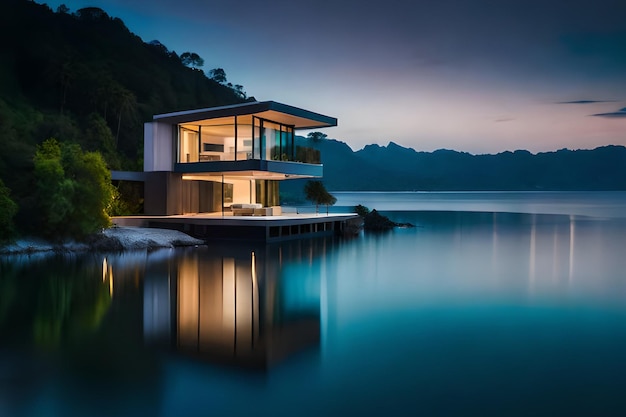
[{"xmin": 112, "ymin": 212, "xmax": 360, "ymax": 242}]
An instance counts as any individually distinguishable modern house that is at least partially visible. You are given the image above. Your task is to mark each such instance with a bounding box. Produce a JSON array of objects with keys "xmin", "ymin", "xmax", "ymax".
[
  {"xmin": 112, "ymin": 101, "xmax": 359, "ymax": 240},
  {"xmin": 142, "ymin": 100, "xmax": 337, "ymax": 216}
]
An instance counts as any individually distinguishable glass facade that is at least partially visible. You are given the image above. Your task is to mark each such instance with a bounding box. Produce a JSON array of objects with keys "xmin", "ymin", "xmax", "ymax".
[
  {"xmin": 236, "ymin": 115, "xmax": 253, "ymax": 160},
  {"xmin": 179, "ymin": 126, "xmax": 199, "ymax": 163},
  {"xmin": 177, "ymin": 116, "xmax": 297, "ymax": 164}
]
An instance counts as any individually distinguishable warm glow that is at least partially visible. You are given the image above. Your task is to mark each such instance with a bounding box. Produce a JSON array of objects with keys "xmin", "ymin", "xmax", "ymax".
[
  {"xmin": 251, "ymin": 252, "xmax": 257, "ymax": 287},
  {"xmin": 109, "ymin": 268, "xmax": 114, "ymax": 297}
]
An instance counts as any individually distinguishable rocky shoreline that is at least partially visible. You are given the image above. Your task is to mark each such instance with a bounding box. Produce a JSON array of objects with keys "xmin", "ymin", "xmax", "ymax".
[{"xmin": 0, "ymin": 227, "xmax": 204, "ymax": 255}]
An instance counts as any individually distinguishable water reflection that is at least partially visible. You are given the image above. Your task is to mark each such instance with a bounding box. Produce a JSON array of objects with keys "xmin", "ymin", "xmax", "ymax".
[
  {"xmin": 139, "ymin": 242, "xmax": 324, "ymax": 370},
  {"xmin": 4, "ymin": 209, "xmax": 626, "ymax": 416},
  {"xmin": 362, "ymin": 211, "xmax": 626, "ymax": 306}
]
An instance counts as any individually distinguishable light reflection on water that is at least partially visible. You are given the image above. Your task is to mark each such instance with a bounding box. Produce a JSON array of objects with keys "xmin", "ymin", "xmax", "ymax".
[
  {"xmin": 2, "ymin": 205, "xmax": 626, "ymax": 416},
  {"xmin": 334, "ymin": 190, "xmax": 626, "ymax": 218}
]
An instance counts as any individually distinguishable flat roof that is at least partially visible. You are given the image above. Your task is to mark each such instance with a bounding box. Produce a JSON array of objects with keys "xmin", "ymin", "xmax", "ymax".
[{"xmin": 153, "ymin": 101, "xmax": 337, "ymax": 129}]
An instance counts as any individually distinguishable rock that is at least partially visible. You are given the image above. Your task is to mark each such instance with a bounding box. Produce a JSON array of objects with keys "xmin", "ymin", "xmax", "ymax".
[
  {"xmin": 0, "ymin": 227, "xmax": 204, "ymax": 255},
  {"xmin": 363, "ymin": 209, "xmax": 397, "ymax": 231}
]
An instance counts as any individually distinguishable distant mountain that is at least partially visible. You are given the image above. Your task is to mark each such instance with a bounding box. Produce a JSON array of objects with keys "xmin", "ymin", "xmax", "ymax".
[{"xmin": 282, "ymin": 138, "xmax": 626, "ymax": 196}]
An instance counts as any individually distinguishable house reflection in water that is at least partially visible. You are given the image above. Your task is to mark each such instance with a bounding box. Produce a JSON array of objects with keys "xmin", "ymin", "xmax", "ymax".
[{"xmin": 143, "ymin": 242, "xmax": 322, "ymax": 370}]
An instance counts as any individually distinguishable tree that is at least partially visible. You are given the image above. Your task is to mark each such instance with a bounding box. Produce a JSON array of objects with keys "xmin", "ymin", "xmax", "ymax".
[
  {"xmin": 232, "ymin": 84, "xmax": 247, "ymax": 99},
  {"xmin": 180, "ymin": 52, "xmax": 204, "ymax": 69},
  {"xmin": 34, "ymin": 138, "xmax": 114, "ymax": 239},
  {"xmin": 0, "ymin": 179, "xmax": 18, "ymax": 241},
  {"xmin": 208, "ymin": 68, "xmax": 227, "ymax": 84},
  {"xmin": 307, "ymin": 131, "xmax": 328, "ymax": 142},
  {"xmin": 75, "ymin": 7, "xmax": 109, "ymax": 21},
  {"xmin": 56, "ymin": 4, "xmax": 70, "ymax": 14},
  {"xmin": 84, "ymin": 113, "xmax": 120, "ymax": 169},
  {"xmin": 354, "ymin": 204, "xmax": 370, "ymax": 217},
  {"xmin": 111, "ymin": 86, "xmax": 137, "ymax": 149},
  {"xmin": 304, "ymin": 180, "xmax": 336, "ymax": 215},
  {"xmin": 147, "ymin": 40, "xmax": 169, "ymax": 54}
]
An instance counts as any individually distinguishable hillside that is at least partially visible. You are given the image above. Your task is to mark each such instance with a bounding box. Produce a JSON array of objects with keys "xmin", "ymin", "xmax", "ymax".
[
  {"xmin": 0, "ymin": 0, "xmax": 249, "ymax": 231},
  {"xmin": 281, "ymin": 138, "xmax": 626, "ymax": 196}
]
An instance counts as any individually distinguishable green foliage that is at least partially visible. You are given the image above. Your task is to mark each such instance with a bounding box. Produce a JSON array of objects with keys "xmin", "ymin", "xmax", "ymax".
[
  {"xmin": 0, "ymin": 99, "xmax": 41, "ymax": 192},
  {"xmin": 296, "ymin": 146, "xmax": 321, "ymax": 164},
  {"xmin": 354, "ymin": 204, "xmax": 370, "ymax": 217},
  {"xmin": 84, "ymin": 112, "xmax": 120, "ymax": 169},
  {"xmin": 180, "ymin": 52, "xmax": 204, "ymax": 69},
  {"xmin": 307, "ymin": 131, "xmax": 327, "ymax": 141},
  {"xmin": 208, "ymin": 68, "xmax": 227, "ymax": 84},
  {"xmin": 232, "ymin": 84, "xmax": 247, "ymax": 99},
  {"xmin": 0, "ymin": 257, "xmax": 112, "ymax": 350},
  {"xmin": 34, "ymin": 138, "xmax": 114, "ymax": 239},
  {"xmin": 108, "ymin": 181, "xmax": 144, "ymax": 215},
  {"xmin": 0, "ymin": 179, "xmax": 18, "ymax": 241},
  {"xmin": 304, "ymin": 180, "xmax": 336, "ymax": 214},
  {"xmin": 1, "ymin": 0, "xmax": 246, "ymax": 174},
  {"xmin": 56, "ymin": 4, "xmax": 70, "ymax": 14},
  {"xmin": 363, "ymin": 209, "xmax": 397, "ymax": 231},
  {"xmin": 0, "ymin": 1, "xmax": 250, "ymax": 234}
]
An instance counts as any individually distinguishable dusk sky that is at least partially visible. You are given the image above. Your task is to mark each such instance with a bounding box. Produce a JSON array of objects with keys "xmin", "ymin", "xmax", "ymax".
[{"xmin": 43, "ymin": 0, "xmax": 626, "ymax": 154}]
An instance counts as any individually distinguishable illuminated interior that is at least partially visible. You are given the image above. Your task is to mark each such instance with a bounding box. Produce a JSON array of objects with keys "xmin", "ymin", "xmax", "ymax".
[{"xmin": 178, "ymin": 115, "xmax": 295, "ymax": 164}]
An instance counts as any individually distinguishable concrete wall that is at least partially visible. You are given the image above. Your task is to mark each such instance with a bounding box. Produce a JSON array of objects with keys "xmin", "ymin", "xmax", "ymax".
[
  {"xmin": 144, "ymin": 172, "xmax": 183, "ymax": 215},
  {"xmin": 144, "ymin": 122, "xmax": 174, "ymax": 172},
  {"xmin": 145, "ymin": 172, "xmax": 225, "ymax": 215}
]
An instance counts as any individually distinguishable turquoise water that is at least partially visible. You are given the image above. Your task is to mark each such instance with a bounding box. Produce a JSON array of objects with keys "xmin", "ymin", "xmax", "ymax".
[
  {"xmin": 333, "ymin": 190, "xmax": 626, "ymax": 218},
  {"xmin": 2, "ymin": 192, "xmax": 626, "ymax": 416}
]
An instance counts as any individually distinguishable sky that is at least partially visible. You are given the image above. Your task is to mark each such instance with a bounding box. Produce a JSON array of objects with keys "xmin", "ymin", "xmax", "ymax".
[{"xmin": 42, "ymin": 0, "xmax": 626, "ymax": 154}]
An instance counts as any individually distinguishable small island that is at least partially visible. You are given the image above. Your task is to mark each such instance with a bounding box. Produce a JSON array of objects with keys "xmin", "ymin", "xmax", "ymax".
[{"xmin": 355, "ymin": 205, "xmax": 415, "ymax": 231}]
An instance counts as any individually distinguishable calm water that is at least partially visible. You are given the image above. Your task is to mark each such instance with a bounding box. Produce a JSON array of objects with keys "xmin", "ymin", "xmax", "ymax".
[{"xmin": 2, "ymin": 192, "xmax": 626, "ymax": 416}]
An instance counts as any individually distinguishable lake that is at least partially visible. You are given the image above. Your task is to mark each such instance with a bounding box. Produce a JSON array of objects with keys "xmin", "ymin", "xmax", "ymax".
[{"xmin": 2, "ymin": 192, "xmax": 626, "ymax": 416}]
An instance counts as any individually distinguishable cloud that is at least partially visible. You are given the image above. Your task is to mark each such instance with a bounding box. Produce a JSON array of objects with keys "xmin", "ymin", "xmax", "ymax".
[
  {"xmin": 591, "ymin": 107, "xmax": 626, "ymax": 118},
  {"xmin": 495, "ymin": 118, "xmax": 515, "ymax": 122},
  {"xmin": 557, "ymin": 100, "xmax": 617, "ymax": 104}
]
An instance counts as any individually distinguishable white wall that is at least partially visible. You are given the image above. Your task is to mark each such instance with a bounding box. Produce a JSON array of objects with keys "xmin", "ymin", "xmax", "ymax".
[
  {"xmin": 144, "ymin": 122, "xmax": 174, "ymax": 172},
  {"xmin": 229, "ymin": 178, "xmax": 254, "ymax": 204}
]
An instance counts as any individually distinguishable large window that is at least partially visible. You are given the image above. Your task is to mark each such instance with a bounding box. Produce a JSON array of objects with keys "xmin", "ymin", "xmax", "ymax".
[
  {"xmin": 179, "ymin": 126, "xmax": 199, "ymax": 163},
  {"xmin": 255, "ymin": 117, "xmax": 294, "ymax": 161},
  {"xmin": 236, "ymin": 115, "xmax": 253, "ymax": 160},
  {"xmin": 177, "ymin": 116, "xmax": 296, "ymax": 163}
]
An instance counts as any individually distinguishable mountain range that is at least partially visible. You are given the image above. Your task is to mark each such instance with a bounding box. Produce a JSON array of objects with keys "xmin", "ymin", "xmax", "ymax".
[{"xmin": 282, "ymin": 138, "xmax": 626, "ymax": 194}]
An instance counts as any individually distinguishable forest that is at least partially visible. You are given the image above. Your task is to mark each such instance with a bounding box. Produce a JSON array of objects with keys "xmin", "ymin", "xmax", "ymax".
[{"xmin": 0, "ymin": 0, "xmax": 248, "ymax": 239}]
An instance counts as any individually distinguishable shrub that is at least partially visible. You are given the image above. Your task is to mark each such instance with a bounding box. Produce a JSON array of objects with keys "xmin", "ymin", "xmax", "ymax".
[
  {"xmin": 0, "ymin": 179, "xmax": 18, "ymax": 240},
  {"xmin": 354, "ymin": 204, "xmax": 370, "ymax": 217},
  {"xmin": 34, "ymin": 138, "xmax": 114, "ymax": 239}
]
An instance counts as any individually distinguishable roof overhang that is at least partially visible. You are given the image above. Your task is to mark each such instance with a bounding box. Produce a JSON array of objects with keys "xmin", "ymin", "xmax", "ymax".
[{"xmin": 153, "ymin": 101, "xmax": 337, "ymax": 129}]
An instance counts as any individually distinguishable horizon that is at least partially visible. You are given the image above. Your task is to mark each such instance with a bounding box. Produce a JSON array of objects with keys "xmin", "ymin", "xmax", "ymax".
[
  {"xmin": 42, "ymin": 0, "xmax": 626, "ymax": 154},
  {"xmin": 298, "ymin": 134, "xmax": 625, "ymax": 156}
]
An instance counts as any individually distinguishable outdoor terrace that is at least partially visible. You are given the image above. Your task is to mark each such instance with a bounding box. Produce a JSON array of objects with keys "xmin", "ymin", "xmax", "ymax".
[{"xmin": 112, "ymin": 211, "xmax": 360, "ymax": 242}]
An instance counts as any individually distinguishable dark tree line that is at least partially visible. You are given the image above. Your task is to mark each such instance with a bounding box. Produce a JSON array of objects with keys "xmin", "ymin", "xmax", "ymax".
[{"xmin": 0, "ymin": 0, "xmax": 252, "ymax": 239}]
